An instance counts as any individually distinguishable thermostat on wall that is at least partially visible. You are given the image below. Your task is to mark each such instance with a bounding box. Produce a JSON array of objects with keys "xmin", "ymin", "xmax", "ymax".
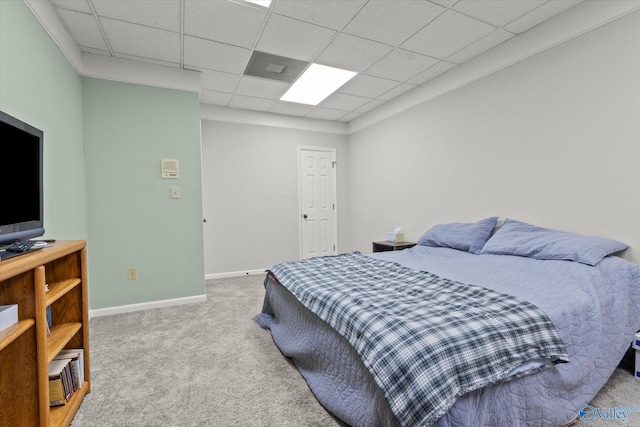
[{"xmin": 162, "ymin": 159, "xmax": 179, "ymax": 178}]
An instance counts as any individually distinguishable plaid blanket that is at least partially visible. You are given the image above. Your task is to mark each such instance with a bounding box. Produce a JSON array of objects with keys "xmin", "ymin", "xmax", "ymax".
[{"xmin": 269, "ymin": 252, "xmax": 569, "ymax": 427}]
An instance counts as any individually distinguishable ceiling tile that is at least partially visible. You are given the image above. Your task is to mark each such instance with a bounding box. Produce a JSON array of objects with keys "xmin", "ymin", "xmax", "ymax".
[
  {"xmin": 115, "ymin": 52, "xmax": 179, "ymax": 68},
  {"xmin": 229, "ymin": 95, "xmax": 276, "ymax": 112},
  {"xmin": 356, "ymin": 99, "xmax": 385, "ymax": 114},
  {"xmin": 305, "ymin": 107, "xmax": 350, "ymax": 121},
  {"xmin": 377, "ymin": 83, "xmax": 418, "ymax": 101},
  {"xmin": 200, "ymin": 90, "xmax": 232, "ymax": 106},
  {"xmin": 407, "ymin": 60, "xmax": 456, "ymax": 85},
  {"xmin": 198, "ymin": 69, "xmax": 240, "ymax": 93},
  {"xmin": 318, "ymin": 92, "xmax": 370, "ymax": 110},
  {"xmin": 235, "ymin": 76, "xmax": 289, "ymax": 99},
  {"xmin": 429, "ymin": 0, "xmax": 459, "ymax": 7},
  {"xmin": 505, "ymin": 0, "xmax": 583, "ymax": 34},
  {"xmin": 48, "ymin": 0, "xmax": 586, "ymax": 122},
  {"xmin": 101, "ymin": 18, "xmax": 180, "ymax": 63},
  {"xmin": 184, "ymin": 0, "xmax": 267, "ymax": 48},
  {"xmin": 453, "ymin": 0, "xmax": 546, "ymax": 27},
  {"xmin": 56, "ymin": 9, "xmax": 108, "ymax": 51},
  {"xmin": 274, "ymin": 0, "xmax": 366, "ymax": 30},
  {"xmin": 183, "ymin": 35, "xmax": 251, "ymax": 73},
  {"xmin": 338, "ymin": 111, "xmax": 361, "ymax": 122},
  {"xmin": 402, "ymin": 9, "xmax": 495, "ymax": 59},
  {"xmin": 257, "ymin": 14, "xmax": 336, "ymax": 61},
  {"xmin": 365, "ymin": 48, "xmax": 439, "ymax": 81},
  {"xmin": 315, "ymin": 33, "xmax": 392, "ymax": 73},
  {"xmin": 92, "ymin": 0, "xmax": 181, "ymax": 32},
  {"xmin": 270, "ymin": 101, "xmax": 316, "ymax": 116},
  {"xmin": 52, "ymin": 0, "xmax": 92, "ymax": 13},
  {"xmin": 447, "ymin": 29, "xmax": 514, "ymax": 63},
  {"xmin": 338, "ymin": 74, "xmax": 399, "ymax": 99},
  {"xmin": 343, "ymin": 0, "xmax": 445, "ymax": 46}
]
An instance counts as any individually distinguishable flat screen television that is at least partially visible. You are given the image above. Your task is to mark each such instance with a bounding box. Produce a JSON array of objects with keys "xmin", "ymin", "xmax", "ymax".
[{"xmin": 0, "ymin": 111, "xmax": 45, "ymax": 246}]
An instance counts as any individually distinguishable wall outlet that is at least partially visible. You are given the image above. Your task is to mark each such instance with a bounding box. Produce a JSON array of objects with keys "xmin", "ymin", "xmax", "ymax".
[{"xmin": 128, "ymin": 268, "xmax": 137, "ymax": 280}]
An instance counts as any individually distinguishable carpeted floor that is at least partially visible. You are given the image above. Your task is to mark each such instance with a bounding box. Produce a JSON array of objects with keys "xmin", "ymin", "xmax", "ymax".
[{"xmin": 71, "ymin": 275, "xmax": 638, "ymax": 426}]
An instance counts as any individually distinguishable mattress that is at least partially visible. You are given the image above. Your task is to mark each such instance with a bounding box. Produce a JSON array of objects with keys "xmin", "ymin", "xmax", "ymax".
[{"xmin": 255, "ymin": 245, "xmax": 640, "ymax": 426}]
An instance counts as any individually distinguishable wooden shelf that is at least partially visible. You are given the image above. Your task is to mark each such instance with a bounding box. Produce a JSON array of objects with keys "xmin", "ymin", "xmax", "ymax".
[
  {"xmin": 0, "ymin": 318, "xmax": 35, "ymax": 352},
  {"xmin": 49, "ymin": 381, "xmax": 89, "ymax": 427},
  {"xmin": 47, "ymin": 323, "xmax": 83, "ymax": 365},
  {"xmin": 0, "ymin": 241, "xmax": 89, "ymax": 427},
  {"xmin": 46, "ymin": 279, "xmax": 81, "ymax": 307}
]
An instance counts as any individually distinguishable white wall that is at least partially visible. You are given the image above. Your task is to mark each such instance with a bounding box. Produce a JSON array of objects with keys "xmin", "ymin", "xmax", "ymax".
[
  {"xmin": 201, "ymin": 120, "xmax": 348, "ymax": 276},
  {"xmin": 346, "ymin": 10, "xmax": 640, "ymax": 263}
]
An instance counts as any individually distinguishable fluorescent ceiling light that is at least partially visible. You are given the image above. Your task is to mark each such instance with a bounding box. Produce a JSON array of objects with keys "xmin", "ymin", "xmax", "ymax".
[
  {"xmin": 243, "ymin": 0, "xmax": 272, "ymax": 7},
  {"xmin": 281, "ymin": 64, "xmax": 357, "ymax": 106}
]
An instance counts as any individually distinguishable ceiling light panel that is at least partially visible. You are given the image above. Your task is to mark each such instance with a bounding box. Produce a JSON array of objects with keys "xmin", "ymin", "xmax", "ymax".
[
  {"xmin": 281, "ymin": 64, "xmax": 357, "ymax": 105},
  {"xmin": 240, "ymin": 0, "xmax": 272, "ymax": 8}
]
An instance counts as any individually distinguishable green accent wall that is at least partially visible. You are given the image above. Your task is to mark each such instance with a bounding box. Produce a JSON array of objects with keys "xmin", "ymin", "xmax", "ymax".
[
  {"xmin": 0, "ymin": 0, "xmax": 87, "ymax": 242},
  {"xmin": 82, "ymin": 77, "xmax": 205, "ymax": 308},
  {"xmin": 1, "ymin": 1, "xmax": 205, "ymax": 309}
]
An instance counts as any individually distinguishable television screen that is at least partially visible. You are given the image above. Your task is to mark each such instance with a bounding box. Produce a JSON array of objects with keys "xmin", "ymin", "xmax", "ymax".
[{"xmin": 0, "ymin": 111, "xmax": 44, "ymax": 246}]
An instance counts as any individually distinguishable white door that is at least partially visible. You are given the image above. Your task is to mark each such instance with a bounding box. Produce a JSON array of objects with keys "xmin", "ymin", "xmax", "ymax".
[{"xmin": 299, "ymin": 147, "xmax": 337, "ymax": 259}]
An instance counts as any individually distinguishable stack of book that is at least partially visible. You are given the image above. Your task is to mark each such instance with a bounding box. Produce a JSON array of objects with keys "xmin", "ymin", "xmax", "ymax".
[
  {"xmin": 0, "ymin": 304, "xmax": 18, "ymax": 333},
  {"xmin": 48, "ymin": 349, "xmax": 84, "ymax": 406}
]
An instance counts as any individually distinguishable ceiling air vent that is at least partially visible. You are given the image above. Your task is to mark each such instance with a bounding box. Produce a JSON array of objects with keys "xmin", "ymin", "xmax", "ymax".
[{"xmin": 243, "ymin": 51, "xmax": 308, "ymax": 83}]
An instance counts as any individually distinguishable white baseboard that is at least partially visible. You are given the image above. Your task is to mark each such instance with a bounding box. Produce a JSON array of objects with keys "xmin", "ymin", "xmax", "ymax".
[
  {"xmin": 205, "ymin": 269, "xmax": 266, "ymax": 280},
  {"xmin": 89, "ymin": 294, "xmax": 207, "ymax": 318}
]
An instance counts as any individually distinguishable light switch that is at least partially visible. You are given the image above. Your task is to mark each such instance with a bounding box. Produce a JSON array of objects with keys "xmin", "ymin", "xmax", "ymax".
[{"xmin": 170, "ymin": 186, "xmax": 181, "ymax": 199}]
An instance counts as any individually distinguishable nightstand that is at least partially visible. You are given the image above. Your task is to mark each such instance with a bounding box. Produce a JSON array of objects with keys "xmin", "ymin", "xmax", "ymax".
[{"xmin": 372, "ymin": 241, "xmax": 417, "ymax": 253}]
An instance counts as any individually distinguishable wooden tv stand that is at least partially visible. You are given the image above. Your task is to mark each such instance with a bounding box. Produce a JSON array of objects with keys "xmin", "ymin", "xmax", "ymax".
[{"xmin": 0, "ymin": 240, "xmax": 90, "ymax": 427}]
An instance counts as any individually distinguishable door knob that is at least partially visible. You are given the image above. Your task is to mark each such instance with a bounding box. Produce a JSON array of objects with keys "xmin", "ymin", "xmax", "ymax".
[{"xmin": 303, "ymin": 214, "xmax": 308, "ymax": 219}]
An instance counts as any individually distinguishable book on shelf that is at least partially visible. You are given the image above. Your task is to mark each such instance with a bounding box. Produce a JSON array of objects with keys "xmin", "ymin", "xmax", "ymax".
[
  {"xmin": 48, "ymin": 349, "xmax": 84, "ymax": 406},
  {"xmin": 46, "ymin": 306, "xmax": 52, "ymax": 336},
  {"xmin": 48, "ymin": 358, "xmax": 72, "ymax": 406},
  {"xmin": 55, "ymin": 348, "xmax": 85, "ymax": 388},
  {"xmin": 0, "ymin": 304, "xmax": 18, "ymax": 333}
]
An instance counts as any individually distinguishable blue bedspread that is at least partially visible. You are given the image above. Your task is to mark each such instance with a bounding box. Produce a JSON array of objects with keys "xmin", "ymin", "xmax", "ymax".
[{"xmin": 267, "ymin": 252, "xmax": 569, "ymax": 426}]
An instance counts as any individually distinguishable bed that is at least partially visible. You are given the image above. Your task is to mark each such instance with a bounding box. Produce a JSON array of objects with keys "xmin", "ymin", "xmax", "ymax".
[{"xmin": 254, "ymin": 218, "xmax": 640, "ymax": 427}]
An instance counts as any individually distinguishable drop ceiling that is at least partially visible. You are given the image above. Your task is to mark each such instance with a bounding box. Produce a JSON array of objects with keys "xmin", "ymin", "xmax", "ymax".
[{"xmin": 47, "ymin": 0, "xmax": 584, "ymax": 122}]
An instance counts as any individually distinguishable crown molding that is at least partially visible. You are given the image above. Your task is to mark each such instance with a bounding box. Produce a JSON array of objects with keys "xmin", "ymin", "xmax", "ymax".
[
  {"xmin": 24, "ymin": 0, "xmax": 200, "ymax": 94},
  {"xmin": 81, "ymin": 53, "xmax": 201, "ymax": 93},
  {"xmin": 200, "ymin": 104, "xmax": 348, "ymax": 135},
  {"xmin": 24, "ymin": 0, "xmax": 84, "ymax": 73}
]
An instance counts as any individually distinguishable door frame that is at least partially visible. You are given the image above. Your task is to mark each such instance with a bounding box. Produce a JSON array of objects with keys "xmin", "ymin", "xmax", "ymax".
[{"xmin": 297, "ymin": 145, "xmax": 338, "ymax": 259}]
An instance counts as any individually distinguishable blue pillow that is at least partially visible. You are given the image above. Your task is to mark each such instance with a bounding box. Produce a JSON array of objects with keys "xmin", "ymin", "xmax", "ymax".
[
  {"xmin": 417, "ymin": 217, "xmax": 498, "ymax": 254},
  {"xmin": 480, "ymin": 219, "xmax": 627, "ymax": 266}
]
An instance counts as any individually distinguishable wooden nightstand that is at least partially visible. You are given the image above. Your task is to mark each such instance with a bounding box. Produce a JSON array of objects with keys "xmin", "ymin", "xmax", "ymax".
[{"xmin": 372, "ymin": 241, "xmax": 417, "ymax": 252}]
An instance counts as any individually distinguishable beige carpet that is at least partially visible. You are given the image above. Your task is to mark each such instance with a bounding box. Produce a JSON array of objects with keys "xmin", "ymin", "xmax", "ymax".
[{"xmin": 71, "ymin": 275, "xmax": 638, "ymax": 426}]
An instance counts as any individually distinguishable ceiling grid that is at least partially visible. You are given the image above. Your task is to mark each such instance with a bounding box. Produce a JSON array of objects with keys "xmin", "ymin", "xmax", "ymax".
[{"xmin": 48, "ymin": 0, "xmax": 585, "ymax": 122}]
